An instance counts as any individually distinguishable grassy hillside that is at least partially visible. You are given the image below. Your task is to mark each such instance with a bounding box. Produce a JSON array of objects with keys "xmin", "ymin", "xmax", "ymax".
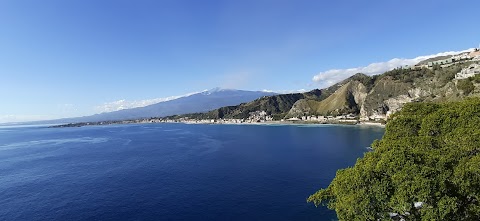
[{"xmin": 288, "ymin": 82, "xmax": 362, "ymax": 116}]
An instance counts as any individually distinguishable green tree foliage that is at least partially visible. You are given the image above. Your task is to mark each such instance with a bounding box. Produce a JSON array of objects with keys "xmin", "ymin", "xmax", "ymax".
[
  {"xmin": 349, "ymin": 73, "xmax": 376, "ymax": 91},
  {"xmin": 457, "ymin": 79, "xmax": 475, "ymax": 95},
  {"xmin": 470, "ymin": 74, "xmax": 480, "ymax": 83},
  {"xmin": 380, "ymin": 67, "xmax": 434, "ymax": 84},
  {"xmin": 308, "ymin": 98, "xmax": 480, "ymax": 220}
]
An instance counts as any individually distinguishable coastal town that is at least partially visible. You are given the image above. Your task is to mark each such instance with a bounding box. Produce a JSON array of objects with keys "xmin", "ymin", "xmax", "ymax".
[
  {"xmin": 51, "ymin": 111, "xmax": 382, "ymax": 128},
  {"xmin": 167, "ymin": 111, "xmax": 362, "ymax": 125}
]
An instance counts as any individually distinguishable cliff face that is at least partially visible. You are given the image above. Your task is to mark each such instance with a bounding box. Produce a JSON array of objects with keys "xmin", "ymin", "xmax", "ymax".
[
  {"xmin": 361, "ymin": 77, "xmax": 412, "ymax": 119},
  {"xmin": 287, "ymin": 81, "xmax": 368, "ymax": 117}
]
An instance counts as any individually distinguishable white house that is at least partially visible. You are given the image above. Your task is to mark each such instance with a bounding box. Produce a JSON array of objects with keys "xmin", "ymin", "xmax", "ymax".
[{"xmin": 455, "ymin": 63, "xmax": 480, "ymax": 79}]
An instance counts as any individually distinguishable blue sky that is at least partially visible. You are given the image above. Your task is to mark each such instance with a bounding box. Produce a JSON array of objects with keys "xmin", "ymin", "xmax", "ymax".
[{"xmin": 1, "ymin": 0, "xmax": 479, "ymax": 122}]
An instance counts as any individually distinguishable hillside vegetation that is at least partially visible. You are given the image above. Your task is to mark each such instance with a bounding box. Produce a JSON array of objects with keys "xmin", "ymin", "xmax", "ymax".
[{"xmin": 308, "ymin": 98, "xmax": 480, "ymax": 220}]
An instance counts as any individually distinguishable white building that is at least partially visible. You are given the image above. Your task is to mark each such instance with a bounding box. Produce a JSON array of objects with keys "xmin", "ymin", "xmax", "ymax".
[
  {"xmin": 452, "ymin": 52, "xmax": 470, "ymax": 60},
  {"xmin": 455, "ymin": 63, "xmax": 480, "ymax": 79},
  {"xmin": 286, "ymin": 117, "xmax": 300, "ymax": 121}
]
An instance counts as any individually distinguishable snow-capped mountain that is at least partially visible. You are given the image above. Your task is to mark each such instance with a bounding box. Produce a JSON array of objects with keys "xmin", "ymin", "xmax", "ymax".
[{"xmin": 46, "ymin": 88, "xmax": 277, "ymax": 124}]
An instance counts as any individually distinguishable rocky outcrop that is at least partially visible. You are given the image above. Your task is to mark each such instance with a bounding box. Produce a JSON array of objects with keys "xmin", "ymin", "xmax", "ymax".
[
  {"xmin": 287, "ymin": 99, "xmax": 314, "ymax": 117},
  {"xmin": 287, "ymin": 81, "xmax": 368, "ymax": 117}
]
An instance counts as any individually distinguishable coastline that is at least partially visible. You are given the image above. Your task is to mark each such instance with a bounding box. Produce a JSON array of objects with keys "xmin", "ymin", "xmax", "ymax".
[
  {"xmin": 49, "ymin": 118, "xmax": 386, "ymax": 129},
  {"xmin": 356, "ymin": 121, "xmax": 386, "ymax": 127},
  {"xmin": 191, "ymin": 120, "xmax": 386, "ymax": 128}
]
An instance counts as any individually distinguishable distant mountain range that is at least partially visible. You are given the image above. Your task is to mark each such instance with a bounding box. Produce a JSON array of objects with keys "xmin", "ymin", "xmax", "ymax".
[{"xmin": 36, "ymin": 88, "xmax": 276, "ymax": 124}]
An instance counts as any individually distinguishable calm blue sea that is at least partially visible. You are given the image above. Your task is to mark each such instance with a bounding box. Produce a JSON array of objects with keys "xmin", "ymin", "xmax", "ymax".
[{"xmin": 0, "ymin": 123, "xmax": 384, "ymax": 221}]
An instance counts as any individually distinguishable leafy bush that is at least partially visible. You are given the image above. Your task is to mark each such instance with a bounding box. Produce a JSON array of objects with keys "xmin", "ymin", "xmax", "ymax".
[
  {"xmin": 457, "ymin": 79, "xmax": 474, "ymax": 95},
  {"xmin": 470, "ymin": 74, "xmax": 480, "ymax": 83},
  {"xmin": 308, "ymin": 98, "xmax": 480, "ymax": 220},
  {"xmin": 380, "ymin": 68, "xmax": 433, "ymax": 84}
]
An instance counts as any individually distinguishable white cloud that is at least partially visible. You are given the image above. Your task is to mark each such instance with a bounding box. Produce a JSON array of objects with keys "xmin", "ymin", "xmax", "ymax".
[
  {"xmin": 262, "ymin": 89, "xmax": 307, "ymax": 94},
  {"xmin": 94, "ymin": 91, "xmax": 202, "ymax": 113},
  {"xmin": 312, "ymin": 48, "xmax": 474, "ymax": 88}
]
